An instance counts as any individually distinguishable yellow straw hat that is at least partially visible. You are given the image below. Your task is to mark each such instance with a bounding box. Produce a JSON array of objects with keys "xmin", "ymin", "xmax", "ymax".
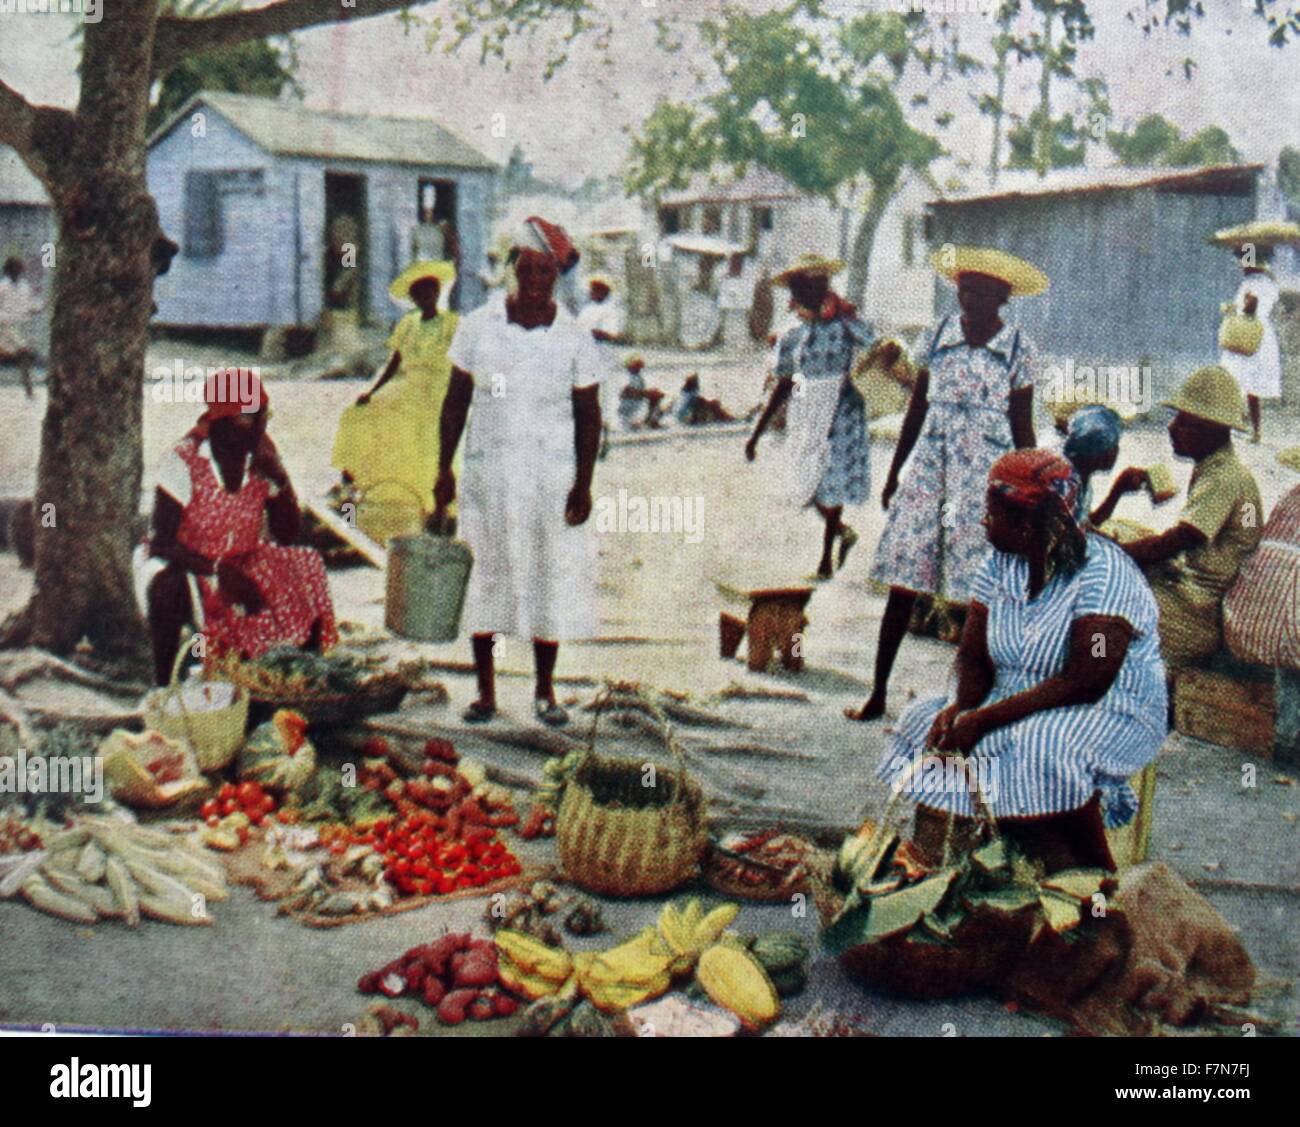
[
  {"xmin": 1161, "ymin": 365, "xmax": 1249, "ymax": 432},
  {"xmin": 1209, "ymin": 220, "xmax": 1300, "ymax": 250},
  {"xmin": 929, "ymin": 246, "xmax": 1048, "ymax": 297},
  {"xmin": 773, "ymin": 252, "xmax": 844, "ymax": 287},
  {"xmin": 389, "ymin": 259, "xmax": 457, "ymax": 302},
  {"xmin": 1278, "ymin": 448, "xmax": 1300, "ymax": 474}
]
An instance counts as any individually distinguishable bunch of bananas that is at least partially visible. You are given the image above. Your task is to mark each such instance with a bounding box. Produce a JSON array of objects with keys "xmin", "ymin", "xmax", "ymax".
[{"xmin": 656, "ymin": 898, "xmax": 739, "ymax": 975}]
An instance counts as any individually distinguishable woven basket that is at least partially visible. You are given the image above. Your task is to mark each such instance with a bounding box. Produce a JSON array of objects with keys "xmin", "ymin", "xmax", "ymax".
[
  {"xmin": 821, "ymin": 762, "xmax": 1034, "ymax": 998},
  {"xmin": 556, "ymin": 688, "xmax": 708, "ymax": 897},
  {"xmin": 143, "ymin": 638, "xmax": 249, "ymax": 772},
  {"xmin": 1219, "ymin": 313, "xmax": 1264, "ymax": 357}
]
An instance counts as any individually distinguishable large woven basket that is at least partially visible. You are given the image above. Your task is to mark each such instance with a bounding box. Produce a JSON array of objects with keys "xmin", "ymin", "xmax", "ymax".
[{"xmin": 556, "ymin": 689, "xmax": 708, "ymax": 897}]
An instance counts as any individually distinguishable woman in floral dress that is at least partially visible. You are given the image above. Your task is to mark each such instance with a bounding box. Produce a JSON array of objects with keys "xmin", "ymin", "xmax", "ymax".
[
  {"xmin": 848, "ymin": 248, "xmax": 1046, "ymax": 721},
  {"xmin": 142, "ymin": 371, "xmax": 337, "ymax": 684},
  {"xmin": 746, "ymin": 254, "xmax": 879, "ymax": 579}
]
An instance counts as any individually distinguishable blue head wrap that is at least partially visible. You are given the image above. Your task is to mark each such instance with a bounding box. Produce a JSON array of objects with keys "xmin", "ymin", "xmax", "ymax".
[{"xmin": 1064, "ymin": 404, "xmax": 1122, "ymax": 463}]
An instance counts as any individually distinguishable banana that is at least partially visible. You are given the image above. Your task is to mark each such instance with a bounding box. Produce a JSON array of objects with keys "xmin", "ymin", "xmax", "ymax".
[
  {"xmin": 494, "ymin": 930, "xmax": 574, "ymax": 984},
  {"xmin": 21, "ymin": 874, "xmax": 97, "ymax": 924},
  {"xmin": 139, "ymin": 892, "xmax": 210, "ymax": 926},
  {"xmin": 104, "ymin": 857, "xmax": 139, "ymax": 928},
  {"xmin": 39, "ymin": 864, "xmax": 97, "ymax": 901},
  {"xmin": 76, "ymin": 841, "xmax": 108, "ymax": 884}
]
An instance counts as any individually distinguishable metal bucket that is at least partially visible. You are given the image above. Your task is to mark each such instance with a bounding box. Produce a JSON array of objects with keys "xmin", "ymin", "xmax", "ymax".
[{"xmin": 385, "ymin": 532, "xmax": 473, "ymax": 642}]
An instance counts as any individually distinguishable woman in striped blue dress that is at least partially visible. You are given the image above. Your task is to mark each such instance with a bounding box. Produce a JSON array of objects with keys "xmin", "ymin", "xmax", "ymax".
[{"xmin": 878, "ymin": 449, "xmax": 1167, "ymax": 873}]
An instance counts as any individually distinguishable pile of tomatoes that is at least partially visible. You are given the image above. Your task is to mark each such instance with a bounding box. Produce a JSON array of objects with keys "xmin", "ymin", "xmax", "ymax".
[
  {"xmin": 201, "ymin": 781, "xmax": 278, "ymax": 828},
  {"xmin": 367, "ymin": 811, "xmax": 522, "ymax": 898}
]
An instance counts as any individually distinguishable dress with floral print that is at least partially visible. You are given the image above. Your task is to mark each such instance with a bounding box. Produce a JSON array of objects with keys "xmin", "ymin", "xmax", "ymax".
[{"xmin": 869, "ymin": 316, "xmax": 1038, "ymax": 601}]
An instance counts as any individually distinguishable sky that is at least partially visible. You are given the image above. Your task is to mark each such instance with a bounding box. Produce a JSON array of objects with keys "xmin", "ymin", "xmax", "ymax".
[{"xmin": 2, "ymin": 0, "xmax": 1298, "ymax": 190}]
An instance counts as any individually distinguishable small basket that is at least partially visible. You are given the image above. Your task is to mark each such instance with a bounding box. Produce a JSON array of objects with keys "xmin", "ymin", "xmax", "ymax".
[
  {"xmin": 142, "ymin": 639, "xmax": 249, "ymax": 772},
  {"xmin": 1219, "ymin": 313, "xmax": 1264, "ymax": 357},
  {"xmin": 206, "ymin": 652, "xmax": 409, "ymax": 728},
  {"xmin": 556, "ymin": 687, "xmax": 708, "ymax": 897}
]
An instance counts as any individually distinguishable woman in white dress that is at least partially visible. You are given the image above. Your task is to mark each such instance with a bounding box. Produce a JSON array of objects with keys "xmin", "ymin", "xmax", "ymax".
[
  {"xmin": 1219, "ymin": 253, "xmax": 1282, "ymax": 444},
  {"xmin": 434, "ymin": 217, "xmax": 607, "ymax": 727}
]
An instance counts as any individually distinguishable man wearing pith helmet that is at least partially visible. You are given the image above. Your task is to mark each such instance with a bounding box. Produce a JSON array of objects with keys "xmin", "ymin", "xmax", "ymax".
[{"xmin": 1113, "ymin": 365, "xmax": 1262, "ymax": 670}]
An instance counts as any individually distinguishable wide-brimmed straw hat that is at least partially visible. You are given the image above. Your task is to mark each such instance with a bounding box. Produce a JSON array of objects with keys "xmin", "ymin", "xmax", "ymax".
[
  {"xmin": 1278, "ymin": 448, "xmax": 1300, "ymax": 474},
  {"xmin": 773, "ymin": 253, "xmax": 844, "ymax": 287},
  {"xmin": 1209, "ymin": 220, "xmax": 1300, "ymax": 250},
  {"xmin": 1161, "ymin": 365, "xmax": 1249, "ymax": 432},
  {"xmin": 930, "ymin": 246, "xmax": 1048, "ymax": 297},
  {"xmin": 389, "ymin": 259, "xmax": 457, "ymax": 302}
]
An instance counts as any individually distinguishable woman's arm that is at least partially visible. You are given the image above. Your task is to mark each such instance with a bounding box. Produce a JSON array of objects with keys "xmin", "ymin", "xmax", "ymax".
[
  {"xmin": 1008, "ymin": 385, "xmax": 1035, "ymax": 449},
  {"xmin": 433, "ymin": 367, "xmax": 474, "ymax": 514},
  {"xmin": 252, "ymin": 436, "xmax": 300, "ymax": 545},
  {"xmin": 937, "ymin": 614, "xmax": 1133, "ymax": 752},
  {"xmin": 149, "ymin": 490, "xmax": 214, "ymax": 575},
  {"xmin": 566, "ymin": 384, "xmax": 601, "ymax": 526},
  {"xmin": 745, "ymin": 376, "xmax": 794, "ymax": 459},
  {"xmin": 882, "ymin": 368, "xmax": 930, "ymax": 508},
  {"xmin": 928, "ymin": 602, "xmax": 995, "ymax": 746},
  {"xmin": 356, "ymin": 352, "xmax": 401, "ymax": 406}
]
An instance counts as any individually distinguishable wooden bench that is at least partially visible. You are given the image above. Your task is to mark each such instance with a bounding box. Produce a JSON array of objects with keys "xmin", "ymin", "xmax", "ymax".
[
  {"xmin": 1173, "ymin": 652, "xmax": 1300, "ymax": 764},
  {"xmin": 715, "ymin": 583, "xmax": 814, "ymax": 673}
]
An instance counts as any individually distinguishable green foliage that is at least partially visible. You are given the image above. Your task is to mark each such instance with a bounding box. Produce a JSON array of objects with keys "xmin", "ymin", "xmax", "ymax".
[
  {"xmin": 623, "ymin": 5, "xmax": 939, "ymax": 203},
  {"xmin": 1107, "ymin": 113, "xmax": 1241, "ymax": 167},
  {"xmin": 1278, "ymin": 146, "xmax": 1300, "ymax": 213},
  {"xmin": 1007, "ymin": 110, "xmax": 1087, "ymax": 170},
  {"xmin": 150, "ymin": 39, "xmax": 297, "ymax": 132},
  {"xmin": 1129, "ymin": 0, "xmax": 1299, "ymax": 47}
]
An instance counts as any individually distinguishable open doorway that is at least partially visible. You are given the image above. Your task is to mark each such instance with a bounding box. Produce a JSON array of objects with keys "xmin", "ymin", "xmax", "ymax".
[
  {"xmin": 324, "ymin": 172, "xmax": 368, "ymax": 322},
  {"xmin": 414, "ymin": 178, "xmax": 460, "ymax": 306}
]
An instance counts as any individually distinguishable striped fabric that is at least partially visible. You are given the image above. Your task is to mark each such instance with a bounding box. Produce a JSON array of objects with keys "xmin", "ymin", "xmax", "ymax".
[
  {"xmin": 879, "ymin": 533, "xmax": 1167, "ymax": 820},
  {"xmin": 1224, "ymin": 485, "xmax": 1300, "ymax": 669}
]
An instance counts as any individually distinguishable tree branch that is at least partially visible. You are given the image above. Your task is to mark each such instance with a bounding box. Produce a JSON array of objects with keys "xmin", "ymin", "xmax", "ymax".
[
  {"xmin": 0, "ymin": 78, "xmax": 75, "ymax": 197},
  {"xmin": 152, "ymin": 0, "xmax": 433, "ymax": 73}
]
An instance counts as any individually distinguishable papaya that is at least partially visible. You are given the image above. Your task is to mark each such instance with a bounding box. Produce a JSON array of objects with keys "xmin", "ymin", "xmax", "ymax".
[{"xmin": 696, "ymin": 944, "xmax": 780, "ymax": 1030}]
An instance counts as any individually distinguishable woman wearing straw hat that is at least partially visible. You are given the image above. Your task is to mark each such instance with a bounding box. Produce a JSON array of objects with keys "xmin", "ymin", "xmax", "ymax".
[
  {"xmin": 746, "ymin": 252, "xmax": 879, "ymax": 580},
  {"xmin": 331, "ymin": 260, "xmax": 460, "ymax": 539},
  {"xmin": 848, "ymin": 247, "xmax": 1046, "ymax": 722},
  {"xmin": 1219, "ymin": 251, "xmax": 1283, "ymax": 445},
  {"xmin": 435, "ymin": 217, "xmax": 606, "ymax": 727},
  {"xmin": 1114, "ymin": 365, "xmax": 1262, "ymax": 671}
]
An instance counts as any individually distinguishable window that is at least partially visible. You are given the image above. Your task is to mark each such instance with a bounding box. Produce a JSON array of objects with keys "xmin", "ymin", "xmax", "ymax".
[
  {"xmin": 183, "ymin": 171, "xmax": 222, "ymax": 260},
  {"xmin": 753, "ymin": 206, "xmax": 774, "ymax": 232},
  {"xmin": 182, "ymin": 169, "xmax": 263, "ymax": 261},
  {"xmin": 660, "ymin": 206, "xmax": 681, "ymax": 235},
  {"xmin": 701, "ymin": 205, "xmax": 723, "ymax": 235}
]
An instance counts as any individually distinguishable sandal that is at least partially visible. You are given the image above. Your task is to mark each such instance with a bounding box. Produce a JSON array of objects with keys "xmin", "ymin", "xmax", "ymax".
[
  {"xmin": 462, "ymin": 700, "xmax": 497, "ymax": 724},
  {"xmin": 534, "ymin": 698, "xmax": 570, "ymax": 728}
]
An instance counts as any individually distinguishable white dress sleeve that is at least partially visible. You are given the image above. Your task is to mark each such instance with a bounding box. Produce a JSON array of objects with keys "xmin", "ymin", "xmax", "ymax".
[
  {"xmin": 446, "ymin": 307, "xmax": 483, "ymax": 379},
  {"xmin": 571, "ymin": 324, "xmax": 609, "ymax": 391},
  {"xmin": 152, "ymin": 445, "xmax": 193, "ymax": 508}
]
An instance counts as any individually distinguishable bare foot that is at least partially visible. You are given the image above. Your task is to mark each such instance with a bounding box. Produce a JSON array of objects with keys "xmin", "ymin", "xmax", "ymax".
[{"xmin": 844, "ymin": 692, "xmax": 886, "ymax": 722}]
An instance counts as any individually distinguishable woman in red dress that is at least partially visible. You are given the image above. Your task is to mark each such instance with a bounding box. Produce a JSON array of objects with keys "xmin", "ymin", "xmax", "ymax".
[{"xmin": 144, "ymin": 370, "xmax": 337, "ymax": 684}]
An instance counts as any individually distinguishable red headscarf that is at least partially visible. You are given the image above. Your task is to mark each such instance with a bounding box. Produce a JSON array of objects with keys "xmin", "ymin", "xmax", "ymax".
[
  {"xmin": 989, "ymin": 448, "xmax": 1078, "ymax": 512},
  {"xmin": 192, "ymin": 369, "xmax": 268, "ymax": 439},
  {"xmin": 515, "ymin": 216, "xmax": 580, "ymax": 274}
]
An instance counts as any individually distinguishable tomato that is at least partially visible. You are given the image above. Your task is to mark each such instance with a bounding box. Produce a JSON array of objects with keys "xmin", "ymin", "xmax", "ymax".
[
  {"xmin": 237, "ymin": 781, "xmax": 263, "ymax": 805},
  {"xmin": 236, "ymin": 826, "xmax": 250, "ymax": 845},
  {"xmin": 275, "ymin": 809, "xmax": 298, "ymax": 825},
  {"xmin": 259, "ymin": 792, "xmax": 276, "ymax": 814},
  {"xmin": 199, "ymin": 799, "xmax": 219, "ymax": 820},
  {"xmin": 329, "ymin": 841, "xmax": 347, "ymax": 855},
  {"xmin": 436, "ymin": 875, "xmax": 456, "ymax": 895},
  {"xmin": 205, "ymin": 814, "xmax": 221, "ymax": 828},
  {"xmin": 218, "ymin": 782, "xmax": 236, "ymax": 800},
  {"xmin": 220, "ymin": 797, "xmax": 239, "ymax": 817}
]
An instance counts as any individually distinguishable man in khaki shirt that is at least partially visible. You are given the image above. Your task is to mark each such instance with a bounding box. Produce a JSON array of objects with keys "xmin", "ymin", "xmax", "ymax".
[{"xmin": 1116, "ymin": 366, "xmax": 1262, "ymax": 668}]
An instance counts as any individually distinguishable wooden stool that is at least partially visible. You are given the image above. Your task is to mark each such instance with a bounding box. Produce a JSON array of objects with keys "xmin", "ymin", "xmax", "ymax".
[{"xmin": 744, "ymin": 586, "xmax": 813, "ymax": 673}]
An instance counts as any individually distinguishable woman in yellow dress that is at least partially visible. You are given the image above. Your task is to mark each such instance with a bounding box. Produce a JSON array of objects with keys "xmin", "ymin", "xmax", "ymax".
[{"xmin": 332, "ymin": 260, "xmax": 459, "ymax": 540}]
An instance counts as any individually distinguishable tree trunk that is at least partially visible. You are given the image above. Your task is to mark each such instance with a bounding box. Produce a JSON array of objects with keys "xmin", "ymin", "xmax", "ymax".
[
  {"xmin": 1, "ymin": 0, "xmax": 161, "ymax": 672},
  {"xmin": 844, "ymin": 182, "xmax": 896, "ymax": 309},
  {"xmin": 1034, "ymin": 11, "xmax": 1054, "ymax": 178},
  {"xmin": 989, "ymin": 30, "xmax": 1010, "ymax": 187}
]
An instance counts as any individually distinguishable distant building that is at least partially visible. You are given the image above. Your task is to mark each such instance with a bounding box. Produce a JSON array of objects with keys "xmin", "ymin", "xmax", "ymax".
[
  {"xmin": 146, "ymin": 92, "xmax": 499, "ymax": 343},
  {"xmin": 0, "ymin": 144, "xmax": 54, "ymax": 355},
  {"xmin": 925, "ymin": 163, "xmax": 1268, "ymax": 405}
]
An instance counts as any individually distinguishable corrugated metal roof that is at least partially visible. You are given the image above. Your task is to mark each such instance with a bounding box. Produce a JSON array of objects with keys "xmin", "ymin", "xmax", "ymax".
[
  {"xmin": 0, "ymin": 145, "xmax": 51, "ymax": 207},
  {"xmin": 662, "ymin": 166, "xmax": 802, "ymax": 206},
  {"xmin": 931, "ymin": 163, "xmax": 1263, "ymax": 208},
  {"xmin": 149, "ymin": 92, "xmax": 499, "ymax": 172}
]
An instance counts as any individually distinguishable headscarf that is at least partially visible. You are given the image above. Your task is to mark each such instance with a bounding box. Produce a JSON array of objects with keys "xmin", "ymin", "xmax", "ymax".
[
  {"xmin": 191, "ymin": 368, "xmax": 267, "ymax": 440},
  {"xmin": 988, "ymin": 449, "xmax": 1086, "ymax": 582},
  {"xmin": 1063, "ymin": 404, "xmax": 1122, "ymax": 463},
  {"xmin": 511, "ymin": 216, "xmax": 579, "ymax": 274}
]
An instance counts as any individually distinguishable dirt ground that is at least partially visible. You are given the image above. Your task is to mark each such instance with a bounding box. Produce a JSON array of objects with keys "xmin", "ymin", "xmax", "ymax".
[{"xmin": 0, "ymin": 352, "xmax": 1296, "ymax": 1036}]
